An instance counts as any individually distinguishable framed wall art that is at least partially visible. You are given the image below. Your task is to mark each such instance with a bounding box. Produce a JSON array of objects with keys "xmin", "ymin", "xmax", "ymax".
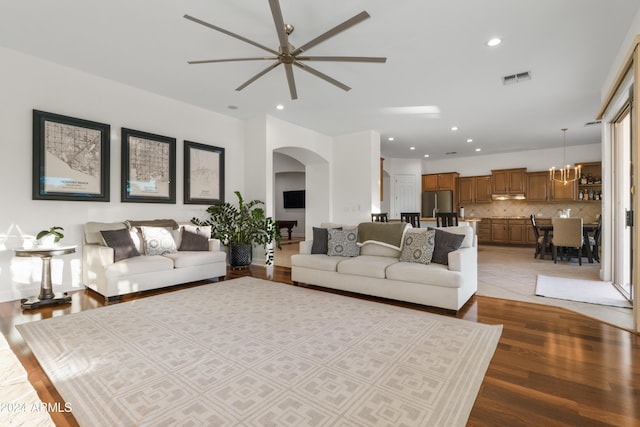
[
  {"xmin": 32, "ymin": 110, "xmax": 110, "ymax": 202},
  {"xmin": 121, "ymin": 128, "xmax": 176, "ymax": 203},
  {"xmin": 183, "ymin": 141, "xmax": 225, "ymax": 205}
]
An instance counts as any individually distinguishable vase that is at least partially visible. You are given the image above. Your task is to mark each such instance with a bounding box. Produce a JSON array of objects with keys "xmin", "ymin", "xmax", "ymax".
[
  {"xmin": 229, "ymin": 244, "xmax": 252, "ymax": 267},
  {"xmin": 37, "ymin": 235, "xmax": 57, "ymax": 248}
]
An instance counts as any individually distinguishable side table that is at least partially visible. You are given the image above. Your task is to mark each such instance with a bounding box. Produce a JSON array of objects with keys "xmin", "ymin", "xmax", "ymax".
[{"xmin": 14, "ymin": 245, "xmax": 76, "ymax": 309}]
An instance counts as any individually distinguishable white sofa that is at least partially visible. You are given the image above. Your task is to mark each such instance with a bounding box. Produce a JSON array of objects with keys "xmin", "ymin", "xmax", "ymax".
[
  {"xmin": 82, "ymin": 220, "xmax": 227, "ymax": 300},
  {"xmin": 291, "ymin": 223, "xmax": 477, "ymax": 311}
]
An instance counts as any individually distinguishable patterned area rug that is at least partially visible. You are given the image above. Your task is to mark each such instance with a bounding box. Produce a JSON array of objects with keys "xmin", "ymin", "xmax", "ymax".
[
  {"xmin": 17, "ymin": 278, "xmax": 502, "ymax": 426},
  {"xmin": 536, "ymin": 275, "xmax": 632, "ymax": 308}
]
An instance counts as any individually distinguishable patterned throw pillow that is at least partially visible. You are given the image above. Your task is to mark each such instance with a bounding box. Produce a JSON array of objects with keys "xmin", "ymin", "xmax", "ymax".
[
  {"xmin": 141, "ymin": 226, "xmax": 178, "ymax": 255},
  {"xmin": 179, "ymin": 225, "xmax": 210, "ymax": 251},
  {"xmin": 100, "ymin": 229, "xmax": 140, "ymax": 262},
  {"xmin": 311, "ymin": 226, "xmax": 342, "ymax": 254},
  {"xmin": 399, "ymin": 229, "xmax": 435, "ymax": 264},
  {"xmin": 327, "ymin": 228, "xmax": 360, "ymax": 257}
]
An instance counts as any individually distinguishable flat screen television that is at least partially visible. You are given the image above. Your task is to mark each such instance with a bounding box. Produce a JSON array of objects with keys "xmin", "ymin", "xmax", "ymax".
[{"xmin": 283, "ymin": 190, "xmax": 305, "ymax": 209}]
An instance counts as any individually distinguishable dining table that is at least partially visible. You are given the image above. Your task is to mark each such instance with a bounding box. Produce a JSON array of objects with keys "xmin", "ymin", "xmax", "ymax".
[{"xmin": 537, "ymin": 222, "xmax": 599, "ymax": 263}]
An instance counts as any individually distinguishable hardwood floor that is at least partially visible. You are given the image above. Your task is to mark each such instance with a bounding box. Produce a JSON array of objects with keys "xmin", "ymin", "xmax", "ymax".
[{"xmin": 1, "ymin": 265, "xmax": 638, "ymax": 426}]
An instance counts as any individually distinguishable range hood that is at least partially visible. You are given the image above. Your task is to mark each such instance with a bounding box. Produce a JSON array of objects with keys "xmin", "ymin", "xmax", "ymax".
[{"xmin": 491, "ymin": 193, "xmax": 526, "ymax": 201}]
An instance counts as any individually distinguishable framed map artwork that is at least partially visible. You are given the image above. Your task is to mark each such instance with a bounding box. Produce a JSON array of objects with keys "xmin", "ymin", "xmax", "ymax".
[
  {"xmin": 121, "ymin": 128, "xmax": 176, "ymax": 203},
  {"xmin": 32, "ymin": 110, "xmax": 110, "ymax": 202},
  {"xmin": 183, "ymin": 141, "xmax": 225, "ymax": 204}
]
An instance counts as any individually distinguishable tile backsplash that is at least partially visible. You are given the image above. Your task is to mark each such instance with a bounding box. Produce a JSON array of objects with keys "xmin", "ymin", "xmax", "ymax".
[{"xmin": 461, "ymin": 200, "xmax": 601, "ymax": 221}]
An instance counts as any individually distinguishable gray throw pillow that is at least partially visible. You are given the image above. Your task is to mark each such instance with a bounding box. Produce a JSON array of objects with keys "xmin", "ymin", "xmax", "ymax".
[
  {"xmin": 100, "ymin": 229, "xmax": 140, "ymax": 262},
  {"xmin": 311, "ymin": 227, "xmax": 342, "ymax": 254},
  {"xmin": 430, "ymin": 228, "xmax": 465, "ymax": 265},
  {"xmin": 179, "ymin": 225, "xmax": 210, "ymax": 251},
  {"xmin": 399, "ymin": 229, "xmax": 435, "ymax": 264},
  {"xmin": 327, "ymin": 228, "xmax": 360, "ymax": 257}
]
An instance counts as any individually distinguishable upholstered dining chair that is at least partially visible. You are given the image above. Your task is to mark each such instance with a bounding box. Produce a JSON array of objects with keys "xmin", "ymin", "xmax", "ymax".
[
  {"xmin": 551, "ymin": 217, "xmax": 584, "ymax": 265},
  {"xmin": 529, "ymin": 214, "xmax": 551, "ymax": 259},
  {"xmin": 371, "ymin": 213, "xmax": 388, "ymax": 222},
  {"xmin": 436, "ymin": 212, "xmax": 458, "ymax": 227},
  {"xmin": 588, "ymin": 214, "xmax": 602, "ymax": 262},
  {"xmin": 400, "ymin": 212, "xmax": 421, "ymax": 228}
]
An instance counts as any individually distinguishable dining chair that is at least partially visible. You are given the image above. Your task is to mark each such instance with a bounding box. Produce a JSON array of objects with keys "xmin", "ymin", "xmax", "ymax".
[
  {"xmin": 588, "ymin": 214, "xmax": 602, "ymax": 262},
  {"xmin": 551, "ymin": 217, "xmax": 584, "ymax": 265},
  {"xmin": 400, "ymin": 212, "xmax": 421, "ymax": 228},
  {"xmin": 436, "ymin": 212, "xmax": 458, "ymax": 227},
  {"xmin": 371, "ymin": 213, "xmax": 388, "ymax": 222},
  {"xmin": 529, "ymin": 214, "xmax": 551, "ymax": 259}
]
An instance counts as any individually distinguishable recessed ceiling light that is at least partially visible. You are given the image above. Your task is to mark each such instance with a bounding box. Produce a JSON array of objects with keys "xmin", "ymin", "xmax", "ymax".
[
  {"xmin": 227, "ymin": 105, "xmax": 238, "ymax": 110},
  {"xmin": 475, "ymin": 148, "xmax": 482, "ymax": 152},
  {"xmin": 410, "ymin": 146, "xmax": 416, "ymax": 150},
  {"xmin": 466, "ymin": 139, "xmax": 473, "ymax": 143},
  {"xmin": 451, "ymin": 126, "xmax": 458, "ymax": 131},
  {"xmin": 276, "ymin": 104, "xmax": 284, "ymax": 110},
  {"xmin": 388, "ymin": 137, "xmax": 395, "ymax": 141},
  {"xmin": 424, "ymin": 154, "xmax": 429, "ymax": 158},
  {"xmin": 486, "ymin": 37, "xmax": 502, "ymax": 47}
]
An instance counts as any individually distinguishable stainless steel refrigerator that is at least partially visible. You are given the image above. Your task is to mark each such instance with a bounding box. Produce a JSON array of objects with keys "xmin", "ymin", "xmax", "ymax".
[{"xmin": 422, "ymin": 190, "xmax": 454, "ymax": 217}]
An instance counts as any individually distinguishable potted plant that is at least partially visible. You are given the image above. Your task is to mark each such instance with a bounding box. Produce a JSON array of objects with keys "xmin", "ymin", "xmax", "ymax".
[
  {"xmin": 192, "ymin": 191, "xmax": 281, "ymax": 267},
  {"xmin": 36, "ymin": 226, "xmax": 64, "ymax": 247}
]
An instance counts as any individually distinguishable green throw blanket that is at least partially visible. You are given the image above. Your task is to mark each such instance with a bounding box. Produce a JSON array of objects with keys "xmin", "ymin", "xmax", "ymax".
[{"xmin": 357, "ymin": 222, "xmax": 408, "ymax": 250}]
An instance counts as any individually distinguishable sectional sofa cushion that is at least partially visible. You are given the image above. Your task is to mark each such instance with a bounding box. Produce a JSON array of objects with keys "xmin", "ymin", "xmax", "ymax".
[
  {"xmin": 163, "ymin": 250, "xmax": 226, "ymax": 268},
  {"xmin": 104, "ymin": 255, "xmax": 174, "ymax": 278},
  {"xmin": 336, "ymin": 255, "xmax": 398, "ymax": 279}
]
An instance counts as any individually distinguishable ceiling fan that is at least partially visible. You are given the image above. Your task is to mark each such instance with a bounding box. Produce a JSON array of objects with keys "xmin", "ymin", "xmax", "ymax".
[{"xmin": 184, "ymin": 0, "xmax": 386, "ymax": 100}]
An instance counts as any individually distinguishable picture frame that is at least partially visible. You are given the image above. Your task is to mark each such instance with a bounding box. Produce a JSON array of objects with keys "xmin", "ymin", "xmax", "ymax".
[
  {"xmin": 32, "ymin": 110, "xmax": 110, "ymax": 202},
  {"xmin": 121, "ymin": 128, "xmax": 176, "ymax": 203},
  {"xmin": 184, "ymin": 141, "xmax": 225, "ymax": 205}
]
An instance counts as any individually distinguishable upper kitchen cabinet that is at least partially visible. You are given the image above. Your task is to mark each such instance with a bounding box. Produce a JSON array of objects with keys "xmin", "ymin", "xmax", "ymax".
[
  {"xmin": 491, "ymin": 168, "xmax": 526, "ymax": 195},
  {"xmin": 458, "ymin": 175, "xmax": 492, "ymax": 204},
  {"xmin": 422, "ymin": 172, "xmax": 459, "ymax": 192},
  {"xmin": 526, "ymin": 171, "xmax": 551, "ymax": 202},
  {"xmin": 551, "ymin": 179, "xmax": 577, "ymax": 201}
]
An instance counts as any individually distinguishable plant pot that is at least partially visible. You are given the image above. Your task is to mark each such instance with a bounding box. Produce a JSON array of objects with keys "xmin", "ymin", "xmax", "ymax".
[
  {"xmin": 229, "ymin": 244, "xmax": 252, "ymax": 268},
  {"xmin": 37, "ymin": 235, "xmax": 57, "ymax": 248}
]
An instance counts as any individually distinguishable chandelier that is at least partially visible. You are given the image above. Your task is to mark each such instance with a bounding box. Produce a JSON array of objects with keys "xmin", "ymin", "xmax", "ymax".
[{"xmin": 549, "ymin": 128, "xmax": 581, "ymax": 185}]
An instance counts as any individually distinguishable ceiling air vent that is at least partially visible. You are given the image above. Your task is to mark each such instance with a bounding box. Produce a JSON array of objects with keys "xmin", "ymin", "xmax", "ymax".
[
  {"xmin": 445, "ymin": 151, "xmax": 457, "ymax": 155},
  {"xmin": 502, "ymin": 71, "xmax": 531, "ymax": 85},
  {"xmin": 584, "ymin": 120, "xmax": 602, "ymax": 126}
]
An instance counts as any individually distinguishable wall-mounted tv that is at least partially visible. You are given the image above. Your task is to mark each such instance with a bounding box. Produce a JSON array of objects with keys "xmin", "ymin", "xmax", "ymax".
[{"xmin": 283, "ymin": 190, "xmax": 305, "ymax": 209}]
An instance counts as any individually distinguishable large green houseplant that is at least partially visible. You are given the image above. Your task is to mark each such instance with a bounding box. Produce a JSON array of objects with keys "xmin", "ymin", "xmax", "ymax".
[{"xmin": 192, "ymin": 191, "xmax": 281, "ymax": 267}]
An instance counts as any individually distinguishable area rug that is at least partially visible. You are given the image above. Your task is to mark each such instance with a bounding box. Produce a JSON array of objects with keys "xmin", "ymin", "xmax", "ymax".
[
  {"xmin": 17, "ymin": 277, "xmax": 502, "ymax": 426},
  {"xmin": 536, "ymin": 275, "xmax": 632, "ymax": 308}
]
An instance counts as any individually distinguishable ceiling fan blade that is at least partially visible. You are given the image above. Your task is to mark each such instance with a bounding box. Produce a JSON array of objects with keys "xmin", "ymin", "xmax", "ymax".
[
  {"xmin": 292, "ymin": 11, "xmax": 370, "ymax": 56},
  {"xmin": 268, "ymin": 0, "xmax": 290, "ymax": 55},
  {"xmin": 188, "ymin": 57, "xmax": 278, "ymax": 64},
  {"xmin": 284, "ymin": 63, "xmax": 298, "ymax": 100},
  {"xmin": 184, "ymin": 14, "xmax": 279, "ymax": 56},
  {"xmin": 296, "ymin": 56, "xmax": 387, "ymax": 63},
  {"xmin": 293, "ymin": 62, "xmax": 351, "ymax": 92},
  {"xmin": 236, "ymin": 62, "xmax": 282, "ymax": 91}
]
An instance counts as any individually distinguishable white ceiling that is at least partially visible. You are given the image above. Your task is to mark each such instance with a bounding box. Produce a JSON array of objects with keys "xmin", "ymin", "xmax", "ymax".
[{"xmin": 1, "ymin": 0, "xmax": 638, "ymax": 160}]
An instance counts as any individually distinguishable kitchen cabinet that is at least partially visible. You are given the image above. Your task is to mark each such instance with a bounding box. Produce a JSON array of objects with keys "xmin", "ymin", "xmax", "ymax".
[
  {"xmin": 490, "ymin": 218, "xmax": 527, "ymax": 245},
  {"xmin": 576, "ymin": 161, "xmax": 602, "ymax": 202},
  {"xmin": 492, "ymin": 168, "xmax": 526, "ymax": 194},
  {"xmin": 526, "ymin": 218, "xmax": 550, "ymax": 245},
  {"xmin": 477, "ymin": 220, "xmax": 491, "ymax": 243},
  {"xmin": 422, "ymin": 172, "xmax": 459, "ymax": 192},
  {"xmin": 551, "ymin": 179, "xmax": 576, "ymax": 201},
  {"xmin": 526, "ymin": 171, "xmax": 551, "ymax": 202},
  {"xmin": 458, "ymin": 175, "xmax": 491, "ymax": 204}
]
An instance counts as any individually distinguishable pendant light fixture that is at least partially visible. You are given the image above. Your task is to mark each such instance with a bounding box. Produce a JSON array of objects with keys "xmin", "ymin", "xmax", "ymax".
[{"xmin": 549, "ymin": 128, "xmax": 581, "ymax": 185}]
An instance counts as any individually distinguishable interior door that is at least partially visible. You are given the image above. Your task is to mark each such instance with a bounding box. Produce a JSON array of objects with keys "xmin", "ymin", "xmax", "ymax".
[
  {"xmin": 613, "ymin": 104, "xmax": 633, "ymax": 301},
  {"xmin": 394, "ymin": 174, "xmax": 417, "ymax": 218}
]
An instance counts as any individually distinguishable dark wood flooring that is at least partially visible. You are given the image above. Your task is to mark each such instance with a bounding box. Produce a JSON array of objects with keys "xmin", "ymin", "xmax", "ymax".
[{"xmin": 1, "ymin": 265, "xmax": 638, "ymax": 426}]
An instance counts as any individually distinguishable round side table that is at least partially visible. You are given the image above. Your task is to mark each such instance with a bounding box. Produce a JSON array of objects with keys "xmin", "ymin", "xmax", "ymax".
[{"xmin": 14, "ymin": 245, "xmax": 76, "ymax": 309}]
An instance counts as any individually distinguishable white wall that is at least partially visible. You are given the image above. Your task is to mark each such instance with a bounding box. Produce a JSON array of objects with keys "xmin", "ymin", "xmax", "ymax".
[
  {"xmin": 0, "ymin": 46, "xmax": 245, "ymax": 301},
  {"xmin": 332, "ymin": 131, "xmax": 380, "ymax": 224},
  {"xmin": 422, "ymin": 143, "xmax": 601, "ymax": 176}
]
